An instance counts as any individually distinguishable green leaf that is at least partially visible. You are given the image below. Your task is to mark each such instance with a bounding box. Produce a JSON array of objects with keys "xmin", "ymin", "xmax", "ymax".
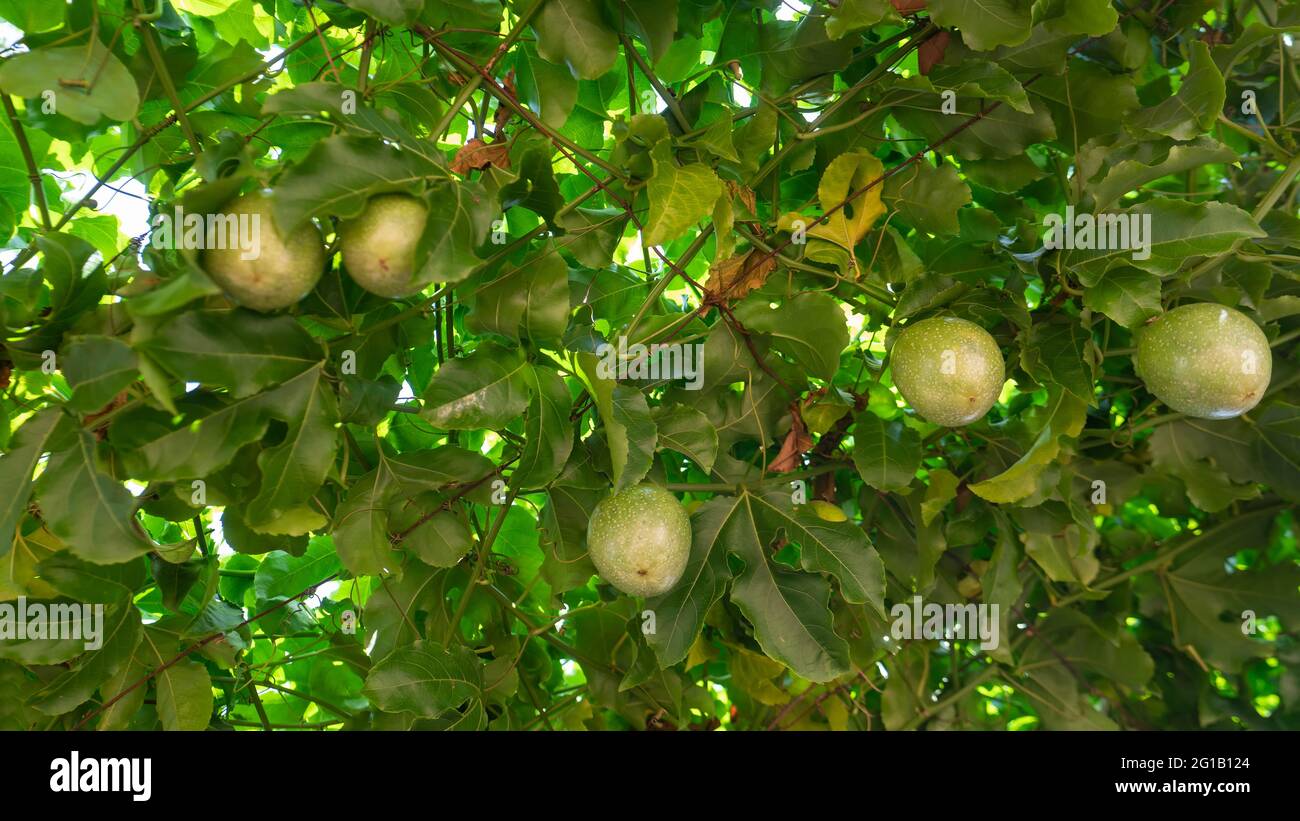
[
  {"xmin": 1016, "ymin": 505, "xmax": 1099, "ymax": 585},
  {"xmin": 643, "ymin": 141, "xmax": 723, "ymax": 247},
  {"xmin": 615, "ymin": 0, "xmax": 679, "ymax": 62},
  {"xmin": 1126, "ymin": 41, "xmax": 1225, "ymax": 141},
  {"xmin": 928, "ymin": 0, "xmax": 1034, "ymax": 51},
  {"xmin": 416, "ymin": 177, "xmax": 495, "ymax": 285},
  {"xmin": 895, "ymin": 59, "xmax": 1033, "ymax": 113},
  {"xmin": 1031, "ymin": 0, "xmax": 1118, "ymax": 36},
  {"xmin": 883, "ymin": 161, "xmax": 972, "ymax": 236},
  {"xmin": 1020, "ymin": 320, "xmax": 1094, "ymax": 403},
  {"xmin": 516, "ymin": 365, "xmax": 574, "ymax": 490},
  {"xmin": 335, "ymin": 447, "xmax": 495, "ymax": 575},
  {"xmin": 468, "ymin": 243, "xmax": 571, "ymax": 344},
  {"xmin": 759, "ymin": 492, "xmax": 886, "ymax": 614},
  {"xmin": 732, "ymin": 291, "xmax": 848, "ymax": 381},
  {"xmin": 364, "ymin": 640, "xmax": 483, "ymax": 718},
  {"xmin": 342, "ymin": 0, "xmax": 423, "ymax": 25},
  {"xmin": 644, "ymin": 494, "xmax": 734, "ymax": 668},
  {"xmin": 533, "ymin": 0, "xmax": 620, "ymax": 80},
  {"xmin": 1150, "ymin": 420, "xmax": 1259, "ymax": 512},
  {"xmin": 652, "ymin": 404, "xmax": 719, "ymax": 474},
  {"xmin": 969, "ymin": 389, "xmax": 1087, "ymax": 504},
  {"xmin": 825, "ymin": 0, "xmax": 895, "ymax": 40},
  {"xmin": 1248, "ymin": 402, "xmax": 1300, "ymax": 503},
  {"xmin": 0, "ymin": 408, "xmax": 61, "ymax": 551},
  {"xmin": 254, "ymin": 539, "xmax": 341, "ymax": 602},
  {"xmin": 539, "ymin": 455, "xmax": 603, "ymax": 592},
  {"xmin": 1062, "ymin": 200, "xmax": 1265, "ymax": 284},
  {"xmin": 36, "ymin": 428, "xmax": 154, "ymax": 565},
  {"xmin": 138, "ymin": 627, "xmax": 213, "ymax": 731},
  {"xmin": 893, "ymin": 95, "xmax": 1055, "ymax": 160},
  {"xmin": 30, "ymin": 603, "xmax": 142, "ymax": 716},
  {"xmin": 1082, "ymin": 266, "xmax": 1163, "ymax": 329},
  {"xmin": 920, "ymin": 468, "xmax": 960, "ymax": 526},
  {"xmin": 648, "ymin": 491, "xmax": 860, "ymax": 682},
  {"xmin": 137, "ymin": 309, "xmax": 323, "ymax": 399},
  {"xmin": 853, "ymin": 412, "xmax": 921, "ymax": 492},
  {"xmin": 263, "ymin": 80, "xmax": 439, "ymax": 162},
  {"xmin": 515, "ymin": 43, "xmax": 578, "ymax": 129},
  {"xmin": 609, "ymin": 383, "xmax": 658, "ymax": 493},
  {"xmin": 1160, "ymin": 511, "xmax": 1299, "ymax": 670},
  {"xmin": 61, "ymin": 336, "xmax": 137, "ymax": 413},
  {"xmin": 420, "ymin": 343, "xmax": 531, "ymax": 430},
  {"xmin": 1081, "ymin": 136, "xmax": 1236, "ymax": 212},
  {"xmin": 0, "ymin": 43, "xmax": 139, "ymax": 124},
  {"xmin": 271, "ymin": 135, "xmax": 443, "ymax": 231}
]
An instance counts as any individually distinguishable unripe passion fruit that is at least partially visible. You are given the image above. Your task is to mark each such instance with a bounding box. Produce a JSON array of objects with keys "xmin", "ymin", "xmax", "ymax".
[
  {"xmin": 586, "ymin": 483, "xmax": 692, "ymax": 598},
  {"xmin": 1134, "ymin": 303, "xmax": 1271, "ymax": 419},
  {"xmin": 889, "ymin": 316, "xmax": 1005, "ymax": 427},
  {"xmin": 201, "ymin": 191, "xmax": 326, "ymax": 312},
  {"xmin": 807, "ymin": 500, "xmax": 848, "ymax": 522},
  {"xmin": 338, "ymin": 193, "xmax": 430, "ymax": 298}
]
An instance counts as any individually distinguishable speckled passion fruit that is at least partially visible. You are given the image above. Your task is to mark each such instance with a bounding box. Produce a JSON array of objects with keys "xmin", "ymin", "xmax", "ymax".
[
  {"xmin": 1134, "ymin": 303, "xmax": 1271, "ymax": 419},
  {"xmin": 889, "ymin": 316, "xmax": 1005, "ymax": 427},
  {"xmin": 586, "ymin": 483, "xmax": 691, "ymax": 598},
  {"xmin": 338, "ymin": 193, "xmax": 430, "ymax": 298},
  {"xmin": 201, "ymin": 191, "xmax": 326, "ymax": 312}
]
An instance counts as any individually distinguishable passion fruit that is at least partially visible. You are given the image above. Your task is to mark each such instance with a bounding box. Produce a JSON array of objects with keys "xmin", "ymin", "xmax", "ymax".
[
  {"xmin": 201, "ymin": 191, "xmax": 326, "ymax": 312},
  {"xmin": 1134, "ymin": 303, "xmax": 1271, "ymax": 419},
  {"xmin": 586, "ymin": 483, "xmax": 692, "ymax": 598},
  {"xmin": 338, "ymin": 193, "xmax": 430, "ymax": 297},
  {"xmin": 890, "ymin": 316, "xmax": 1005, "ymax": 427}
]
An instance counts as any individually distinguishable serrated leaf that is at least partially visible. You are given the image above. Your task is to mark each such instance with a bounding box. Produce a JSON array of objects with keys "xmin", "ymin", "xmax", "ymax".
[
  {"xmin": 533, "ymin": 0, "xmax": 620, "ymax": 80},
  {"xmin": 644, "ymin": 141, "xmax": 722, "ymax": 247},
  {"xmin": 969, "ymin": 389, "xmax": 1087, "ymax": 504},
  {"xmin": 364, "ymin": 640, "xmax": 482, "ymax": 718},
  {"xmin": 516, "ymin": 365, "xmax": 574, "ymax": 490},
  {"xmin": 421, "ymin": 343, "xmax": 531, "ymax": 430},
  {"xmin": 1083, "ymin": 266, "xmax": 1162, "ymax": 329},
  {"xmin": 852, "ymin": 412, "xmax": 921, "ymax": 491}
]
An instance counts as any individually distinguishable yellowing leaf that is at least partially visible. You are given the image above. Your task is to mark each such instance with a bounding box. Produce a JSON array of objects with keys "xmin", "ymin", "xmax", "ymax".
[{"xmin": 644, "ymin": 141, "xmax": 723, "ymax": 247}]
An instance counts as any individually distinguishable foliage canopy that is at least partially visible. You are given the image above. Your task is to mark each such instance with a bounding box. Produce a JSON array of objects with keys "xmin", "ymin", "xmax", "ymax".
[{"xmin": 1, "ymin": 0, "xmax": 1299, "ymax": 731}]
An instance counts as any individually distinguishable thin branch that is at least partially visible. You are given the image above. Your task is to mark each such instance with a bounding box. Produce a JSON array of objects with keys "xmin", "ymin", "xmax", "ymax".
[{"xmin": 1, "ymin": 95, "xmax": 51, "ymax": 230}]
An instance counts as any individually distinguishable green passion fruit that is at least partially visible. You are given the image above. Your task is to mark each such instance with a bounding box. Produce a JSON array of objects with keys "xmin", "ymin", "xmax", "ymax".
[
  {"xmin": 338, "ymin": 193, "xmax": 430, "ymax": 298},
  {"xmin": 889, "ymin": 316, "xmax": 1005, "ymax": 427},
  {"xmin": 586, "ymin": 483, "xmax": 692, "ymax": 598},
  {"xmin": 201, "ymin": 191, "xmax": 326, "ymax": 312},
  {"xmin": 1134, "ymin": 302, "xmax": 1271, "ymax": 419}
]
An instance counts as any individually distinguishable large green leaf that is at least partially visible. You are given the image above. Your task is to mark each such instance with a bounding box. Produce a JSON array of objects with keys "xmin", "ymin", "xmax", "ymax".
[
  {"xmin": 36, "ymin": 428, "xmax": 154, "ymax": 565},
  {"xmin": 137, "ymin": 309, "xmax": 324, "ymax": 399},
  {"xmin": 364, "ymin": 640, "xmax": 483, "ymax": 718},
  {"xmin": 643, "ymin": 141, "xmax": 722, "ymax": 247},
  {"xmin": 0, "ymin": 43, "xmax": 139, "ymax": 124},
  {"xmin": 421, "ymin": 343, "xmax": 531, "ymax": 430},
  {"xmin": 533, "ymin": 0, "xmax": 620, "ymax": 80},
  {"xmin": 852, "ymin": 412, "xmax": 921, "ymax": 492}
]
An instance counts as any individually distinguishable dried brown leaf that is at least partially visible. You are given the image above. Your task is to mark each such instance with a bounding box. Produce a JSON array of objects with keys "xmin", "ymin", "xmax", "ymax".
[
  {"xmin": 451, "ymin": 138, "xmax": 511, "ymax": 175},
  {"xmin": 919, "ymin": 30, "xmax": 950, "ymax": 75},
  {"xmin": 771, "ymin": 403, "xmax": 812, "ymax": 473},
  {"xmin": 706, "ymin": 249, "xmax": 777, "ymax": 302}
]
